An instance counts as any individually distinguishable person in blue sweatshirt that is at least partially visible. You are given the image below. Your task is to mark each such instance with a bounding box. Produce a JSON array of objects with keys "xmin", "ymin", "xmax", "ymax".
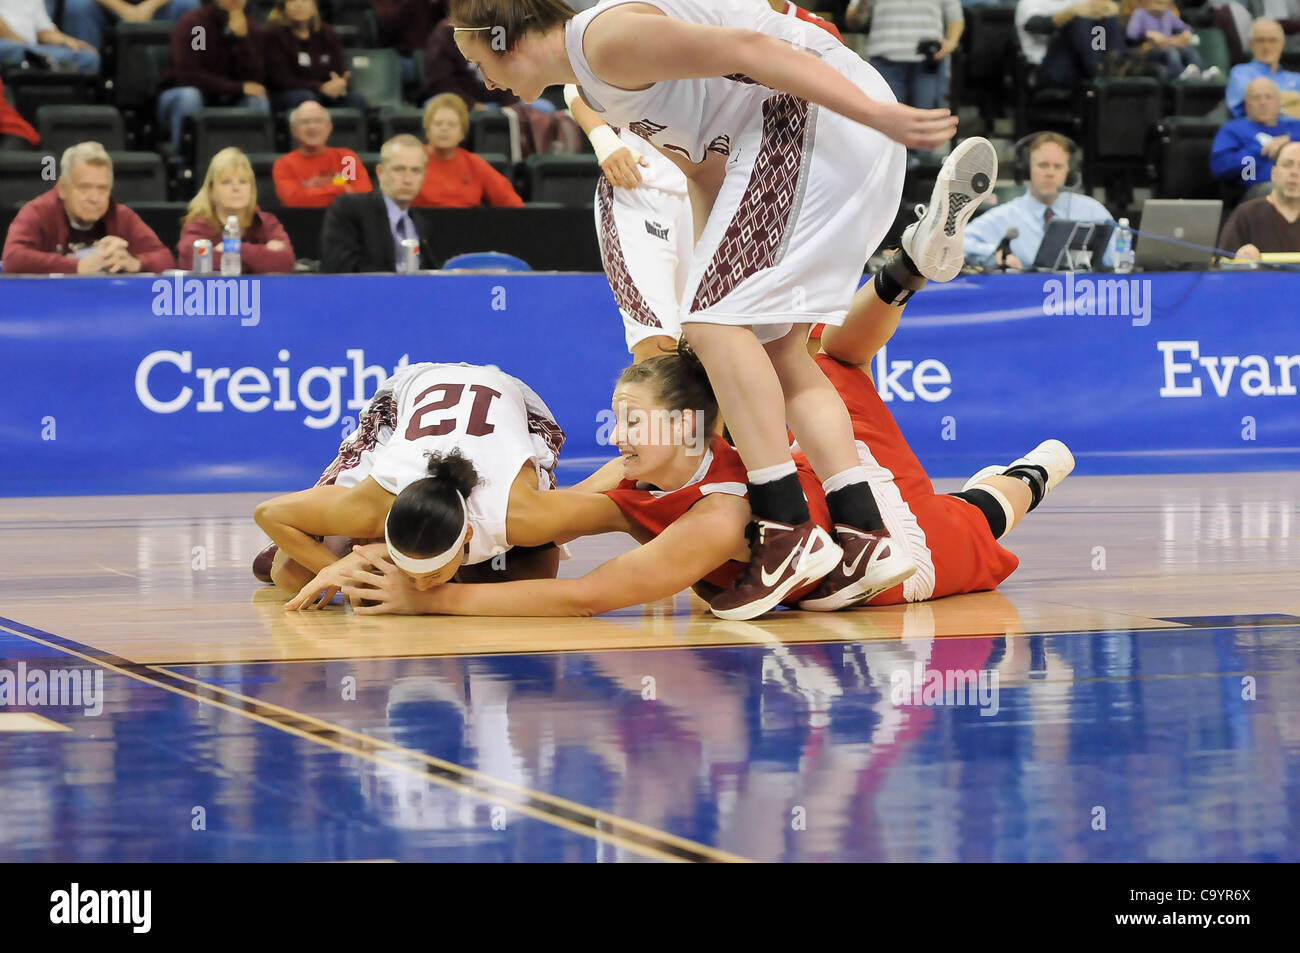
[{"xmin": 1211, "ymin": 76, "xmax": 1300, "ymax": 200}]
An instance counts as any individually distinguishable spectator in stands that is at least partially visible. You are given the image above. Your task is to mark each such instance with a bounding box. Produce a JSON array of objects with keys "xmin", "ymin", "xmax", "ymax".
[
  {"xmin": 273, "ymin": 100, "xmax": 373, "ymax": 206},
  {"xmin": 157, "ymin": 0, "xmax": 269, "ymax": 161},
  {"xmin": 320, "ymin": 134, "xmax": 439, "ymax": 272},
  {"xmin": 178, "ymin": 146, "xmax": 295, "ymax": 272},
  {"xmin": 846, "ymin": 0, "xmax": 963, "ymax": 111},
  {"xmin": 373, "ymin": 0, "xmax": 443, "ymax": 85},
  {"xmin": 1219, "ymin": 138, "xmax": 1300, "ymax": 256},
  {"xmin": 0, "ymin": 76, "xmax": 38, "ymax": 149},
  {"xmin": 414, "ymin": 93, "xmax": 522, "ymax": 208},
  {"xmin": 963, "ymin": 132, "xmax": 1118, "ymax": 269},
  {"xmin": 56, "ymin": 0, "xmax": 200, "ymax": 52},
  {"xmin": 1127, "ymin": 0, "xmax": 1220, "ymax": 81},
  {"xmin": 1015, "ymin": 0, "xmax": 1125, "ymax": 91},
  {"xmin": 2, "ymin": 142, "xmax": 174, "ymax": 274},
  {"xmin": 1210, "ymin": 76, "xmax": 1300, "ymax": 197},
  {"xmin": 264, "ymin": 0, "xmax": 366, "ymax": 112},
  {"xmin": 1226, "ymin": 18, "xmax": 1300, "ymax": 116},
  {"xmin": 0, "ymin": 0, "xmax": 99, "ymax": 73}
]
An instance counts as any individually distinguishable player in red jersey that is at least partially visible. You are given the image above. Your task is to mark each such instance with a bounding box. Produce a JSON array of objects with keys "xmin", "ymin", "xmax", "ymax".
[{"xmin": 322, "ymin": 264, "xmax": 1073, "ymax": 616}]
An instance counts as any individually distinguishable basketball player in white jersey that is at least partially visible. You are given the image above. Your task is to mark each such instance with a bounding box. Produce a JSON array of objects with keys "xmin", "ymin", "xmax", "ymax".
[
  {"xmin": 565, "ymin": 82, "xmax": 689, "ymax": 362},
  {"xmin": 448, "ymin": 0, "xmax": 996, "ymax": 621},
  {"xmin": 253, "ymin": 362, "xmax": 567, "ymax": 600}
]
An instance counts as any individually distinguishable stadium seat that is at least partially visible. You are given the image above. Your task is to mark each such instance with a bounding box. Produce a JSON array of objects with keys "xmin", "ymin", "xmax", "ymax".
[
  {"xmin": 360, "ymin": 150, "xmax": 381, "ymax": 183},
  {"xmin": 123, "ymin": 201, "xmax": 188, "ymax": 251},
  {"xmin": 245, "ymin": 152, "xmax": 282, "ymax": 208},
  {"xmin": 188, "ymin": 108, "xmax": 274, "ymax": 176},
  {"xmin": 0, "ymin": 152, "xmax": 50, "ymax": 208},
  {"xmin": 113, "ymin": 22, "xmax": 174, "ymax": 110},
  {"xmin": 377, "ymin": 105, "xmax": 424, "ymax": 146},
  {"xmin": 1151, "ymin": 117, "xmax": 1222, "ymax": 200},
  {"xmin": 1, "ymin": 71, "xmax": 97, "ymax": 122},
  {"xmin": 1170, "ymin": 79, "xmax": 1229, "ymax": 117},
  {"xmin": 470, "ymin": 110, "xmax": 514, "ymax": 158},
  {"xmin": 328, "ymin": 0, "xmax": 379, "ymax": 47},
  {"xmin": 478, "ymin": 152, "xmax": 511, "ymax": 180},
  {"xmin": 524, "ymin": 154, "xmax": 601, "ymax": 207},
  {"xmin": 442, "ymin": 251, "xmax": 532, "ymax": 271},
  {"xmin": 325, "ymin": 107, "xmax": 368, "ymax": 153},
  {"xmin": 1194, "ymin": 28, "xmax": 1231, "ymax": 75},
  {"xmin": 36, "ymin": 105, "xmax": 126, "ymax": 156},
  {"xmin": 106, "ymin": 152, "xmax": 167, "ymax": 203},
  {"xmin": 1082, "ymin": 77, "xmax": 1162, "ymax": 199},
  {"xmin": 960, "ymin": 3, "xmax": 1018, "ymax": 124},
  {"xmin": 344, "ymin": 49, "xmax": 402, "ymax": 110}
]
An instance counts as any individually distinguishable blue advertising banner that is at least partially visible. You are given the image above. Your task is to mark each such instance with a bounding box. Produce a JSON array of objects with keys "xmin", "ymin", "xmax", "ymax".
[{"xmin": 1, "ymin": 271, "xmax": 1297, "ymax": 497}]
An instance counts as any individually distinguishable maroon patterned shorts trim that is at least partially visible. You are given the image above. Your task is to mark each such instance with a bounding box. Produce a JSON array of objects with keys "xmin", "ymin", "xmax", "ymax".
[
  {"xmin": 690, "ymin": 94, "xmax": 810, "ymax": 313},
  {"xmin": 597, "ymin": 177, "xmax": 664, "ymax": 332},
  {"xmin": 315, "ymin": 394, "xmax": 398, "ymax": 487}
]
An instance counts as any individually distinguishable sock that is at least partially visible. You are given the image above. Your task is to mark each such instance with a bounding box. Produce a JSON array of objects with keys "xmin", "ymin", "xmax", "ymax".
[
  {"xmin": 951, "ymin": 487, "xmax": 1014, "ymax": 539},
  {"xmin": 824, "ymin": 478, "xmax": 885, "ymax": 533},
  {"xmin": 747, "ymin": 461, "xmax": 810, "ymax": 526},
  {"xmin": 1003, "ymin": 463, "xmax": 1048, "ymax": 511},
  {"xmin": 873, "ymin": 249, "xmax": 928, "ymax": 306}
]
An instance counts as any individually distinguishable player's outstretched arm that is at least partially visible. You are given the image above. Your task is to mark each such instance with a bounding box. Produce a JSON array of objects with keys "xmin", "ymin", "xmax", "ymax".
[
  {"xmin": 341, "ymin": 492, "xmax": 751, "ymax": 617},
  {"xmin": 254, "ymin": 480, "xmax": 391, "ymax": 575},
  {"xmin": 505, "ymin": 482, "xmax": 631, "ymax": 548},
  {"xmin": 582, "ymin": 10, "xmax": 957, "ymax": 151}
]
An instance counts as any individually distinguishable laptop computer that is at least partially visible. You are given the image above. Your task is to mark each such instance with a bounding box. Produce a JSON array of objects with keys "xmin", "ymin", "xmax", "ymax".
[
  {"xmin": 1031, "ymin": 219, "xmax": 1115, "ymax": 271},
  {"xmin": 1135, "ymin": 199, "xmax": 1223, "ymax": 270}
]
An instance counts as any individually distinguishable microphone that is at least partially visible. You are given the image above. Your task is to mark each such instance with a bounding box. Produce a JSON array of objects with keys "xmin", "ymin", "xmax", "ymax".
[{"xmin": 994, "ymin": 227, "xmax": 1019, "ymax": 273}]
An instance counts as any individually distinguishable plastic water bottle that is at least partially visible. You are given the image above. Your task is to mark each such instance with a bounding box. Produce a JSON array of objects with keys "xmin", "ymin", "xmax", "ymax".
[
  {"xmin": 221, "ymin": 215, "xmax": 242, "ymax": 276},
  {"xmin": 1114, "ymin": 217, "xmax": 1134, "ymax": 274}
]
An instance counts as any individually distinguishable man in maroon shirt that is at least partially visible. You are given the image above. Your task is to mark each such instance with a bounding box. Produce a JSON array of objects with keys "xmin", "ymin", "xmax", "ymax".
[
  {"xmin": 156, "ymin": 0, "xmax": 269, "ymax": 161},
  {"xmin": 1220, "ymin": 139, "xmax": 1300, "ymax": 259},
  {"xmin": 372, "ymin": 0, "xmax": 442, "ymax": 85},
  {"xmin": 2, "ymin": 142, "xmax": 175, "ymax": 275}
]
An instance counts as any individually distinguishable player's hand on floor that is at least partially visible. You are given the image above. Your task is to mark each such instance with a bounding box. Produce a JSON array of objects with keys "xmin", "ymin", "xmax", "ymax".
[
  {"xmin": 285, "ymin": 548, "xmax": 371, "ymax": 610},
  {"xmin": 871, "ymin": 103, "xmax": 958, "ymax": 151},
  {"xmin": 339, "ymin": 550, "xmax": 427, "ymax": 615}
]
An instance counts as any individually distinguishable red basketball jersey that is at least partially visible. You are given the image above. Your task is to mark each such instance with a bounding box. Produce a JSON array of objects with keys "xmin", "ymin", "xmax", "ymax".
[{"xmin": 605, "ymin": 435, "xmax": 831, "ymax": 591}]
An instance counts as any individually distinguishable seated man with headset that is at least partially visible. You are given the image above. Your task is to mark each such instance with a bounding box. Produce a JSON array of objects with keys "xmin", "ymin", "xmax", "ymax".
[{"xmin": 963, "ymin": 132, "xmax": 1119, "ymax": 271}]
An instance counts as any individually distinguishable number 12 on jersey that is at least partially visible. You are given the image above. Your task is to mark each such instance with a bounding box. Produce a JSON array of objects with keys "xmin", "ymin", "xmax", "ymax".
[{"xmin": 406, "ymin": 383, "xmax": 503, "ymax": 440}]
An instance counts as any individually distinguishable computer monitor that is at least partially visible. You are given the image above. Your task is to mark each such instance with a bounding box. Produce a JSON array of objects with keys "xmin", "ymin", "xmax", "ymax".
[
  {"xmin": 1134, "ymin": 199, "xmax": 1223, "ymax": 270},
  {"xmin": 1031, "ymin": 219, "xmax": 1115, "ymax": 272}
]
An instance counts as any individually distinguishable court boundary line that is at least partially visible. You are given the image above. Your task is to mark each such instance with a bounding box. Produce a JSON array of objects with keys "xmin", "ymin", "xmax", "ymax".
[
  {"xmin": 134, "ymin": 617, "xmax": 1300, "ymax": 667},
  {"xmin": 0, "ymin": 615, "xmax": 750, "ymax": 864}
]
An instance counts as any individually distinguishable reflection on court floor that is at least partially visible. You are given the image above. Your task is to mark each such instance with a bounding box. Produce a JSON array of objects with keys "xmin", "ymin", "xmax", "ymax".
[{"xmin": 0, "ymin": 475, "xmax": 1297, "ymax": 862}]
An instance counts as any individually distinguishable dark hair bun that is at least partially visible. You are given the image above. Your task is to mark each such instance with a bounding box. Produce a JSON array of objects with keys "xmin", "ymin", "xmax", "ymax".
[{"xmin": 424, "ymin": 449, "xmax": 481, "ymax": 498}]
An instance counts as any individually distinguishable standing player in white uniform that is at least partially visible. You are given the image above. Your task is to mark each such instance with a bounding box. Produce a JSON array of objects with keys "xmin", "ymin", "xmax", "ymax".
[
  {"xmin": 449, "ymin": 0, "xmax": 996, "ymax": 620},
  {"xmin": 565, "ymin": 82, "xmax": 690, "ymax": 362},
  {"xmin": 253, "ymin": 361, "xmax": 567, "ymax": 599}
]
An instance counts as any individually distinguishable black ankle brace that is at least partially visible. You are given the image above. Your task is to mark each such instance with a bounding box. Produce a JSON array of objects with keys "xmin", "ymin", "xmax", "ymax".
[{"xmin": 873, "ymin": 251, "xmax": 928, "ymax": 306}]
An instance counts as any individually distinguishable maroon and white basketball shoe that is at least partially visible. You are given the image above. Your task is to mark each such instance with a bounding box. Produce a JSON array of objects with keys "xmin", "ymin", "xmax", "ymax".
[
  {"xmin": 902, "ymin": 137, "xmax": 998, "ymax": 281},
  {"xmin": 797, "ymin": 524, "xmax": 917, "ymax": 612},
  {"xmin": 709, "ymin": 519, "xmax": 843, "ymax": 621},
  {"xmin": 252, "ymin": 542, "xmax": 278, "ymax": 584}
]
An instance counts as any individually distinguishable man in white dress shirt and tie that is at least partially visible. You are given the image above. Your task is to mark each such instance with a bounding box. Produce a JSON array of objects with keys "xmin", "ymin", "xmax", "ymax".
[{"xmin": 963, "ymin": 132, "xmax": 1118, "ymax": 271}]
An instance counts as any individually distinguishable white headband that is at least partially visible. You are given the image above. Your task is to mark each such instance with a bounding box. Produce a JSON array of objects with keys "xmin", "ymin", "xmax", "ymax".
[{"xmin": 384, "ymin": 492, "xmax": 470, "ymax": 574}]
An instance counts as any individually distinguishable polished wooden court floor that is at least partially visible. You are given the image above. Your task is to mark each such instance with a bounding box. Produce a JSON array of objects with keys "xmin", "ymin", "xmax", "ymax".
[{"xmin": 1, "ymin": 472, "xmax": 1298, "ymax": 862}]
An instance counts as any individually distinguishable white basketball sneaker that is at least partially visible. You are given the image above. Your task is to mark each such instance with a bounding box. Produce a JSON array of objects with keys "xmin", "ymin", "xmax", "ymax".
[
  {"xmin": 902, "ymin": 137, "xmax": 998, "ymax": 282},
  {"xmin": 963, "ymin": 439, "xmax": 1076, "ymax": 496}
]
